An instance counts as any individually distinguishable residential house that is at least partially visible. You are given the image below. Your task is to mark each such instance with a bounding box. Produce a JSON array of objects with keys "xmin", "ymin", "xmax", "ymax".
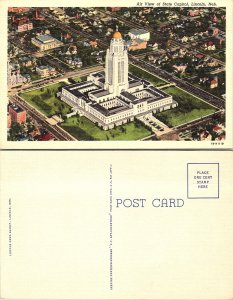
[
  {"xmin": 107, "ymin": 7, "xmax": 121, "ymax": 12},
  {"xmin": 209, "ymin": 78, "xmax": 218, "ymax": 89},
  {"xmin": 212, "ymin": 15, "xmax": 218, "ymax": 23},
  {"xmin": 208, "ymin": 27, "xmax": 219, "ymax": 36},
  {"xmin": 180, "ymin": 36, "xmax": 189, "ymax": 43},
  {"xmin": 8, "ymin": 7, "xmax": 30, "ymax": 13},
  {"xmin": 207, "ymin": 59, "xmax": 219, "ymax": 67},
  {"xmin": 148, "ymin": 42, "xmax": 158, "ymax": 50},
  {"xmin": 89, "ymin": 40, "xmax": 98, "ymax": 48},
  {"xmin": 126, "ymin": 38, "xmax": 147, "ymax": 51},
  {"xmin": 19, "ymin": 56, "xmax": 34, "ymax": 67},
  {"xmin": 213, "ymin": 124, "xmax": 224, "ymax": 134},
  {"xmin": 12, "ymin": 16, "xmax": 33, "ymax": 32},
  {"xmin": 173, "ymin": 64, "xmax": 187, "ymax": 73},
  {"xmin": 147, "ymin": 55, "xmax": 157, "ymax": 63},
  {"xmin": 64, "ymin": 57, "xmax": 83, "ymax": 68},
  {"xmin": 213, "ymin": 35, "xmax": 225, "ymax": 46},
  {"xmin": 199, "ymin": 130, "xmax": 212, "ymax": 141},
  {"xmin": 36, "ymin": 65, "xmax": 56, "ymax": 77},
  {"xmin": 188, "ymin": 9, "xmax": 200, "ymax": 17},
  {"xmin": 203, "ymin": 41, "xmax": 216, "ymax": 51}
]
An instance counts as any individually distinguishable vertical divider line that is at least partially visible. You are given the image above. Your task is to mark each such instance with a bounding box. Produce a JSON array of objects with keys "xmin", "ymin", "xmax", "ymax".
[{"xmin": 109, "ymin": 164, "xmax": 113, "ymax": 290}]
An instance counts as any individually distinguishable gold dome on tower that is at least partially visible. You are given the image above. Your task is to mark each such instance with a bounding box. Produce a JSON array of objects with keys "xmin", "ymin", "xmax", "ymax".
[
  {"xmin": 113, "ymin": 31, "xmax": 122, "ymax": 39},
  {"xmin": 113, "ymin": 26, "xmax": 122, "ymax": 39}
]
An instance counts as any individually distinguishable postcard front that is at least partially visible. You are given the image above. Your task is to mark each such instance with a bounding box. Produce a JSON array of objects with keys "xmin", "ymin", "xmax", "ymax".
[{"xmin": 1, "ymin": 0, "xmax": 232, "ymax": 149}]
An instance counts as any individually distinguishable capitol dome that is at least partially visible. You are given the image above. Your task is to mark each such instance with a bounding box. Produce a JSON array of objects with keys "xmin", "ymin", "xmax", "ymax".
[{"xmin": 113, "ymin": 31, "xmax": 122, "ymax": 39}]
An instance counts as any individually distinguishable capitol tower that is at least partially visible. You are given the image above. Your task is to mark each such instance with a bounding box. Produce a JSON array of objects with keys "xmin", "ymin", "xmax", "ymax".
[
  {"xmin": 59, "ymin": 26, "xmax": 177, "ymax": 131},
  {"xmin": 104, "ymin": 27, "xmax": 129, "ymax": 96}
]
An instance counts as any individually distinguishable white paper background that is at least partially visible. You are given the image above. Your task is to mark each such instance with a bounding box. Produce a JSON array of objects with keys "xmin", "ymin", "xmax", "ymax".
[{"xmin": 1, "ymin": 151, "xmax": 233, "ymax": 299}]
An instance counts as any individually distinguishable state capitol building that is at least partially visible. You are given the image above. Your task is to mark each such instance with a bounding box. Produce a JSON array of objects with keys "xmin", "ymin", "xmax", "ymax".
[{"xmin": 59, "ymin": 29, "xmax": 178, "ymax": 130}]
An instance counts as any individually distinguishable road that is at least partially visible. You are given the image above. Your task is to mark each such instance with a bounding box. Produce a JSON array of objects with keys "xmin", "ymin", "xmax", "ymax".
[
  {"xmin": 9, "ymin": 65, "xmax": 104, "ymax": 94},
  {"xmin": 9, "ymin": 95, "xmax": 76, "ymax": 141},
  {"xmin": 129, "ymin": 56, "xmax": 225, "ymax": 110},
  {"xmin": 175, "ymin": 111, "xmax": 222, "ymax": 131},
  {"xmin": 145, "ymin": 111, "xmax": 222, "ymax": 140}
]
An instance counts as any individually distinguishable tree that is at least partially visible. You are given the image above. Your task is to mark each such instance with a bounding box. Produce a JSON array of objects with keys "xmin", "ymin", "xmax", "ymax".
[
  {"xmin": 47, "ymin": 88, "xmax": 52, "ymax": 96},
  {"xmin": 9, "ymin": 121, "xmax": 23, "ymax": 140},
  {"xmin": 26, "ymin": 116, "xmax": 31, "ymax": 123},
  {"xmin": 28, "ymin": 124, "xmax": 36, "ymax": 133},
  {"xmin": 32, "ymin": 95, "xmax": 41, "ymax": 103}
]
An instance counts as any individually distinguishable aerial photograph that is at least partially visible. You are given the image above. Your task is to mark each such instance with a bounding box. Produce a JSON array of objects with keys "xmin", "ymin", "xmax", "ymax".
[{"xmin": 7, "ymin": 7, "xmax": 226, "ymax": 141}]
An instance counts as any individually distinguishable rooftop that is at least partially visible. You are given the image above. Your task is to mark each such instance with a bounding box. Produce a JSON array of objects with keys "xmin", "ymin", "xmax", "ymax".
[
  {"xmin": 92, "ymin": 72, "xmax": 104, "ymax": 78},
  {"xmin": 128, "ymin": 73, "xmax": 141, "ymax": 81},
  {"xmin": 64, "ymin": 81, "xmax": 93, "ymax": 92},
  {"xmin": 19, "ymin": 56, "xmax": 32, "ymax": 62},
  {"xmin": 121, "ymin": 91, "xmax": 138, "ymax": 102},
  {"xmin": 129, "ymin": 80, "xmax": 143, "ymax": 88},
  {"xmin": 90, "ymin": 103, "xmax": 109, "ymax": 116},
  {"xmin": 35, "ymin": 34, "xmax": 57, "ymax": 44},
  {"xmin": 91, "ymin": 102, "xmax": 129, "ymax": 116},
  {"xmin": 90, "ymin": 89, "xmax": 110, "ymax": 98},
  {"xmin": 129, "ymin": 29, "xmax": 149, "ymax": 35},
  {"xmin": 9, "ymin": 105, "xmax": 24, "ymax": 113},
  {"xmin": 147, "ymin": 86, "xmax": 170, "ymax": 99},
  {"xmin": 37, "ymin": 65, "xmax": 49, "ymax": 70},
  {"xmin": 99, "ymin": 78, "xmax": 105, "ymax": 84}
]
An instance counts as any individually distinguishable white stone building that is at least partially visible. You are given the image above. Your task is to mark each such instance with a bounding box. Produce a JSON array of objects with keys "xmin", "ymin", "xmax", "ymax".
[
  {"xmin": 36, "ymin": 65, "xmax": 56, "ymax": 77},
  {"xmin": 128, "ymin": 29, "xmax": 150, "ymax": 42},
  {"xmin": 104, "ymin": 30, "xmax": 129, "ymax": 95},
  {"xmin": 31, "ymin": 34, "xmax": 63, "ymax": 51},
  {"xmin": 59, "ymin": 29, "xmax": 177, "ymax": 130}
]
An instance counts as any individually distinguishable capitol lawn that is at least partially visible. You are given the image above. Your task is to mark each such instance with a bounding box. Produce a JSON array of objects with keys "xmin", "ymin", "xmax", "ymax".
[
  {"xmin": 72, "ymin": 75, "xmax": 87, "ymax": 83},
  {"xmin": 19, "ymin": 82, "xmax": 71, "ymax": 117},
  {"xmin": 129, "ymin": 64, "xmax": 166, "ymax": 87},
  {"xmin": 156, "ymin": 87, "xmax": 217, "ymax": 127},
  {"xmin": 61, "ymin": 116, "xmax": 152, "ymax": 141}
]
